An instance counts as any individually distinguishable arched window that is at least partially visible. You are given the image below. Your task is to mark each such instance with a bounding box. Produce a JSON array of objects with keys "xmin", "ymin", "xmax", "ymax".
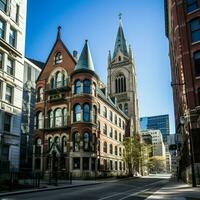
[
  {"xmin": 115, "ymin": 130, "xmax": 117, "ymax": 140},
  {"xmin": 109, "ymin": 111, "xmax": 113, "ymax": 122},
  {"xmin": 83, "ymin": 79, "xmax": 90, "ymax": 94},
  {"xmin": 93, "ymin": 105, "xmax": 97, "ymax": 123},
  {"xmin": 98, "ymin": 102, "xmax": 101, "ymax": 114},
  {"xmin": 37, "ymin": 87, "xmax": 43, "ymax": 102},
  {"xmin": 50, "ymin": 77, "xmax": 55, "ymax": 89},
  {"xmin": 55, "ymin": 108, "xmax": 62, "ymax": 127},
  {"xmin": 103, "ymin": 123, "xmax": 107, "ymax": 135},
  {"xmin": 35, "ymin": 138, "xmax": 42, "ymax": 155},
  {"xmin": 73, "ymin": 104, "xmax": 81, "ymax": 122},
  {"xmin": 56, "ymin": 72, "xmax": 63, "ymax": 88},
  {"xmin": 124, "ymin": 103, "xmax": 128, "ymax": 115},
  {"xmin": 55, "ymin": 136, "xmax": 60, "ymax": 146},
  {"xmin": 118, "ymin": 56, "xmax": 121, "ymax": 61},
  {"xmin": 74, "ymin": 80, "xmax": 81, "ymax": 94},
  {"xmin": 63, "ymin": 108, "xmax": 67, "ymax": 126},
  {"xmin": 83, "ymin": 103, "xmax": 90, "ymax": 122},
  {"xmin": 48, "ymin": 110, "xmax": 54, "ymax": 128},
  {"xmin": 110, "ymin": 144, "xmax": 113, "ymax": 154},
  {"xmin": 92, "ymin": 82, "xmax": 96, "ymax": 96},
  {"xmin": 36, "ymin": 111, "xmax": 43, "ymax": 129},
  {"xmin": 115, "ymin": 74, "xmax": 126, "ymax": 93},
  {"xmin": 119, "ymin": 147, "xmax": 122, "ymax": 156},
  {"xmin": 110, "ymin": 127, "xmax": 113, "ymax": 138},
  {"xmin": 119, "ymin": 104, "xmax": 122, "ymax": 110},
  {"xmin": 115, "ymin": 146, "xmax": 118, "ymax": 155},
  {"xmin": 48, "ymin": 137, "xmax": 53, "ymax": 150},
  {"xmin": 190, "ymin": 18, "xmax": 200, "ymax": 43},
  {"xmin": 83, "ymin": 132, "xmax": 90, "ymax": 151},
  {"xmin": 73, "ymin": 132, "xmax": 80, "ymax": 152},
  {"xmin": 119, "ymin": 133, "xmax": 122, "ymax": 142},
  {"xmin": 55, "ymin": 52, "xmax": 62, "ymax": 64},
  {"xmin": 61, "ymin": 136, "xmax": 67, "ymax": 153},
  {"xmin": 103, "ymin": 142, "xmax": 107, "ymax": 153},
  {"xmin": 92, "ymin": 134, "xmax": 96, "ymax": 151},
  {"xmin": 194, "ymin": 51, "xmax": 200, "ymax": 76},
  {"xmin": 103, "ymin": 106, "xmax": 107, "ymax": 118}
]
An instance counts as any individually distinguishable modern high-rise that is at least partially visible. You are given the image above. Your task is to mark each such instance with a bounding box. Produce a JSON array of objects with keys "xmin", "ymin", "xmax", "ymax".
[
  {"xmin": 0, "ymin": 0, "xmax": 27, "ymax": 172},
  {"xmin": 165, "ymin": 0, "xmax": 200, "ymax": 184},
  {"xmin": 140, "ymin": 115, "xmax": 170, "ymax": 144}
]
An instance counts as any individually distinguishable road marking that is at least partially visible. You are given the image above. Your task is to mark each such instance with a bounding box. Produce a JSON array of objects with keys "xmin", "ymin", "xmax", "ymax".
[
  {"xmin": 98, "ymin": 193, "xmax": 123, "ymax": 200},
  {"xmin": 118, "ymin": 180, "xmax": 168, "ymax": 200},
  {"xmin": 98, "ymin": 179, "xmax": 168, "ymax": 200}
]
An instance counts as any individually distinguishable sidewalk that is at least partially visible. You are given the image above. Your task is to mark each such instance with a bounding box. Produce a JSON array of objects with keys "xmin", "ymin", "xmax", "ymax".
[
  {"xmin": 147, "ymin": 179, "xmax": 200, "ymax": 200},
  {"xmin": 0, "ymin": 176, "xmax": 135, "ymax": 197}
]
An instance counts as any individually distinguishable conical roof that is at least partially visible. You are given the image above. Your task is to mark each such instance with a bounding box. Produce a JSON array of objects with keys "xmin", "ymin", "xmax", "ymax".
[
  {"xmin": 75, "ymin": 40, "xmax": 95, "ymax": 71},
  {"xmin": 113, "ymin": 15, "xmax": 128, "ymax": 59}
]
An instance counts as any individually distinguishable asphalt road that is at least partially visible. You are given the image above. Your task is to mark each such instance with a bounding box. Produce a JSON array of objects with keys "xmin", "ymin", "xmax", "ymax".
[{"xmin": 1, "ymin": 174, "xmax": 170, "ymax": 200}]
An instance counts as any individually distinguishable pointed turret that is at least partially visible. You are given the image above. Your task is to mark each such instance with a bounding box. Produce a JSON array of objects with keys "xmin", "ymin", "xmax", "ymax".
[
  {"xmin": 113, "ymin": 14, "xmax": 128, "ymax": 59},
  {"xmin": 75, "ymin": 40, "xmax": 95, "ymax": 71},
  {"xmin": 108, "ymin": 50, "xmax": 111, "ymax": 66}
]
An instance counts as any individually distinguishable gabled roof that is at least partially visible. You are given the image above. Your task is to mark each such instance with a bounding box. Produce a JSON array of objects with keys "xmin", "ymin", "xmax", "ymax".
[
  {"xmin": 75, "ymin": 40, "xmax": 95, "ymax": 71},
  {"xmin": 37, "ymin": 26, "xmax": 76, "ymax": 81},
  {"xmin": 113, "ymin": 15, "xmax": 129, "ymax": 59}
]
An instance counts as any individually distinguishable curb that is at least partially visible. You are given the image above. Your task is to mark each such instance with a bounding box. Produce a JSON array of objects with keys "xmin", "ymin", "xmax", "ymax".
[
  {"xmin": 0, "ymin": 182, "xmax": 102, "ymax": 197},
  {"xmin": 0, "ymin": 177, "xmax": 138, "ymax": 197}
]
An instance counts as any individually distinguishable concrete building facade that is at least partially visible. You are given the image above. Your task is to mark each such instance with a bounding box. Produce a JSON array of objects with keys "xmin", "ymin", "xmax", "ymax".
[
  {"xmin": 0, "ymin": 0, "xmax": 27, "ymax": 172},
  {"xmin": 20, "ymin": 58, "xmax": 43, "ymax": 171}
]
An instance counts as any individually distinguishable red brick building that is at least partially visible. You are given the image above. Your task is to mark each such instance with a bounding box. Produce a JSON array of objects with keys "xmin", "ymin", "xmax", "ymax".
[
  {"xmin": 33, "ymin": 28, "xmax": 129, "ymax": 178},
  {"xmin": 165, "ymin": 0, "xmax": 200, "ymax": 183}
]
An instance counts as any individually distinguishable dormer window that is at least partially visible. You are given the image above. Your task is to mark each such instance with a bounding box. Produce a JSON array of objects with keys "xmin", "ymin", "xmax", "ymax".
[
  {"xmin": 55, "ymin": 52, "xmax": 62, "ymax": 64},
  {"xmin": 118, "ymin": 56, "xmax": 121, "ymax": 61}
]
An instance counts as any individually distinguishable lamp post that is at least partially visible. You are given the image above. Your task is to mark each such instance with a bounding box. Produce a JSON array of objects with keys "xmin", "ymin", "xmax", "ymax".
[{"xmin": 180, "ymin": 115, "xmax": 196, "ymax": 187}]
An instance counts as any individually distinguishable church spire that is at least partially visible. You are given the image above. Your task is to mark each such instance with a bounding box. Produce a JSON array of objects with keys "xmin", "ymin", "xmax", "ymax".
[
  {"xmin": 57, "ymin": 25, "xmax": 61, "ymax": 40},
  {"xmin": 75, "ymin": 40, "xmax": 95, "ymax": 71},
  {"xmin": 113, "ymin": 14, "xmax": 128, "ymax": 59}
]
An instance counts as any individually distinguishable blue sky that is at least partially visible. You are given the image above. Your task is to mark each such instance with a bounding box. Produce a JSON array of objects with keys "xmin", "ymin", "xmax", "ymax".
[{"xmin": 25, "ymin": 0, "xmax": 175, "ymax": 133}]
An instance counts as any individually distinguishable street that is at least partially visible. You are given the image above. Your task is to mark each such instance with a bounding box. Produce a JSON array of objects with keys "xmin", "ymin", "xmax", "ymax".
[{"xmin": 0, "ymin": 174, "xmax": 170, "ymax": 200}]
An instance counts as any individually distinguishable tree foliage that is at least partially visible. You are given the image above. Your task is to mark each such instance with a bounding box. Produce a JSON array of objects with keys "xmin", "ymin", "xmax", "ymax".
[
  {"xmin": 148, "ymin": 156, "xmax": 165, "ymax": 173},
  {"xmin": 123, "ymin": 133, "xmax": 152, "ymax": 176}
]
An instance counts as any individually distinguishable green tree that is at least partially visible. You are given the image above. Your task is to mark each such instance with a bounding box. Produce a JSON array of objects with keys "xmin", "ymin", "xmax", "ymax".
[
  {"xmin": 148, "ymin": 156, "xmax": 165, "ymax": 173},
  {"xmin": 123, "ymin": 133, "xmax": 141, "ymax": 176}
]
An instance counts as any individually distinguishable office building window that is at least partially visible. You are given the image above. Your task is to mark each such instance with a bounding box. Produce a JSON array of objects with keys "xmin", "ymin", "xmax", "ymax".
[
  {"xmin": 0, "ymin": 52, "xmax": 3, "ymax": 69},
  {"xmin": 9, "ymin": 28, "xmax": 16, "ymax": 47},
  {"xmin": 186, "ymin": 0, "xmax": 198, "ymax": 13},
  {"xmin": 7, "ymin": 58, "xmax": 14, "ymax": 75},
  {"xmin": 194, "ymin": 51, "xmax": 200, "ymax": 76},
  {"xmin": 0, "ymin": 81, "xmax": 2, "ymax": 99},
  {"xmin": 190, "ymin": 18, "xmax": 200, "ymax": 43},
  {"xmin": 4, "ymin": 113, "xmax": 11, "ymax": 132},
  {"xmin": 0, "ymin": 18, "xmax": 5, "ymax": 39},
  {"xmin": 16, "ymin": 4, "xmax": 19, "ymax": 23},
  {"xmin": 0, "ymin": 0, "xmax": 7, "ymax": 12},
  {"xmin": 5, "ymin": 84, "xmax": 13, "ymax": 103}
]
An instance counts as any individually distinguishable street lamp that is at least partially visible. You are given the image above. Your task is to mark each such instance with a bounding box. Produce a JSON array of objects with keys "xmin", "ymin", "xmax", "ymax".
[{"xmin": 180, "ymin": 115, "xmax": 197, "ymax": 187}]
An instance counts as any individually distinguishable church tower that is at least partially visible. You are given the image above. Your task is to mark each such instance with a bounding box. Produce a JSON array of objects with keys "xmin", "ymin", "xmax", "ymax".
[{"xmin": 107, "ymin": 15, "xmax": 139, "ymax": 135}]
